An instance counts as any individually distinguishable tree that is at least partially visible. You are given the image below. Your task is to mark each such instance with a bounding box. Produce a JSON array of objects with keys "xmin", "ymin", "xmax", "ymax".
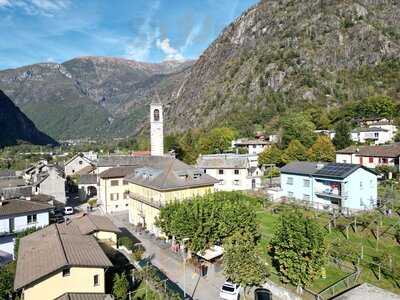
[
  {"xmin": 155, "ymin": 192, "xmax": 260, "ymax": 252},
  {"xmin": 0, "ymin": 266, "xmax": 13, "ymax": 300},
  {"xmin": 332, "ymin": 120, "xmax": 352, "ymax": 150},
  {"xmin": 113, "ymin": 273, "xmax": 129, "ymax": 300},
  {"xmin": 280, "ymin": 113, "xmax": 317, "ymax": 147},
  {"xmin": 197, "ymin": 127, "xmax": 237, "ymax": 154},
  {"xmin": 270, "ymin": 210, "xmax": 327, "ymax": 287},
  {"xmin": 258, "ymin": 145, "xmax": 283, "ymax": 166},
  {"xmin": 224, "ymin": 232, "xmax": 268, "ymax": 294},
  {"xmin": 356, "ymin": 95, "xmax": 396, "ymax": 119},
  {"xmin": 281, "ymin": 140, "xmax": 307, "ymax": 164},
  {"xmin": 307, "ymin": 136, "xmax": 336, "ymax": 162}
]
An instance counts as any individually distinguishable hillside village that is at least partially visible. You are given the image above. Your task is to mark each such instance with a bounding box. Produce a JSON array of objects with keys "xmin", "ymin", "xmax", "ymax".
[{"xmin": 0, "ymin": 101, "xmax": 400, "ymax": 300}]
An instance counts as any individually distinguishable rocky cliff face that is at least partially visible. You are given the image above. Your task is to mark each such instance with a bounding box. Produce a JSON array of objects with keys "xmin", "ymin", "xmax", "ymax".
[
  {"xmin": 166, "ymin": 0, "xmax": 400, "ymax": 134},
  {"xmin": 0, "ymin": 57, "xmax": 192, "ymax": 139},
  {"xmin": 0, "ymin": 90, "xmax": 57, "ymax": 147}
]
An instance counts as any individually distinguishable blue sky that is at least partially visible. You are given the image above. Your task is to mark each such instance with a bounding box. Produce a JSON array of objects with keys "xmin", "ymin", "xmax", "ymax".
[{"xmin": 0, "ymin": 0, "xmax": 258, "ymax": 70}]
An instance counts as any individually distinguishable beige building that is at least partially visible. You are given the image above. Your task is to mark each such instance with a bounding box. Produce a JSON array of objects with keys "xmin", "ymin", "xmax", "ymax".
[
  {"xmin": 14, "ymin": 223, "xmax": 113, "ymax": 300},
  {"xmin": 125, "ymin": 158, "xmax": 218, "ymax": 235}
]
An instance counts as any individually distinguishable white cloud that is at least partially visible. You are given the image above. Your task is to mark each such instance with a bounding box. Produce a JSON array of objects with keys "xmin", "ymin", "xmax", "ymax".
[
  {"xmin": 156, "ymin": 38, "xmax": 185, "ymax": 61},
  {"xmin": 0, "ymin": 0, "xmax": 70, "ymax": 16},
  {"xmin": 0, "ymin": 0, "xmax": 10, "ymax": 7},
  {"xmin": 125, "ymin": 1, "xmax": 161, "ymax": 61}
]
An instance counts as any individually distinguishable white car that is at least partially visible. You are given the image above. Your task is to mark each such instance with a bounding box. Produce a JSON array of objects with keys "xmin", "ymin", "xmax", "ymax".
[
  {"xmin": 64, "ymin": 206, "xmax": 74, "ymax": 215},
  {"xmin": 220, "ymin": 281, "xmax": 241, "ymax": 300}
]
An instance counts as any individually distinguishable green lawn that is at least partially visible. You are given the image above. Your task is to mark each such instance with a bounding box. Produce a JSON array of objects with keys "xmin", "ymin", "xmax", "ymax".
[{"xmin": 255, "ymin": 205, "xmax": 400, "ymax": 295}]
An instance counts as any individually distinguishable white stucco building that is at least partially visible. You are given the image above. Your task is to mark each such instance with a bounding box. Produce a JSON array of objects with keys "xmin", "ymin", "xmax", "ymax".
[
  {"xmin": 232, "ymin": 139, "xmax": 271, "ymax": 155},
  {"xmin": 64, "ymin": 154, "xmax": 95, "ymax": 177},
  {"xmin": 351, "ymin": 127, "xmax": 393, "ymax": 145},
  {"xmin": 196, "ymin": 154, "xmax": 262, "ymax": 191},
  {"xmin": 280, "ymin": 161, "xmax": 378, "ymax": 211}
]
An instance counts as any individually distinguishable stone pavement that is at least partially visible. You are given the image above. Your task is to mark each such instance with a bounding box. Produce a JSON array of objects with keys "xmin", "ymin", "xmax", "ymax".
[{"xmin": 108, "ymin": 211, "xmax": 226, "ymax": 300}]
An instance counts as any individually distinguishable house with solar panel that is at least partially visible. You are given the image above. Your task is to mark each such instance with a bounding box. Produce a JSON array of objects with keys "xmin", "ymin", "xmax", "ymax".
[{"xmin": 280, "ymin": 162, "xmax": 378, "ymax": 210}]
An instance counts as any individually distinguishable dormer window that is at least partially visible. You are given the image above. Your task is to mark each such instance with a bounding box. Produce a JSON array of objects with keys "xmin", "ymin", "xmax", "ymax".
[{"xmin": 153, "ymin": 109, "xmax": 160, "ymax": 121}]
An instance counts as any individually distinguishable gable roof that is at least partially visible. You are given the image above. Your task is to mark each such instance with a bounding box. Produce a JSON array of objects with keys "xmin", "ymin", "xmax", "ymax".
[
  {"xmin": 14, "ymin": 224, "xmax": 112, "ymax": 290},
  {"xmin": 56, "ymin": 293, "xmax": 113, "ymax": 300},
  {"xmin": 58, "ymin": 214, "xmax": 121, "ymax": 235},
  {"xmin": 234, "ymin": 139, "xmax": 270, "ymax": 146},
  {"xmin": 0, "ymin": 177, "xmax": 26, "ymax": 189},
  {"xmin": 0, "ymin": 199, "xmax": 53, "ymax": 218},
  {"xmin": 280, "ymin": 161, "xmax": 327, "ymax": 176},
  {"xmin": 75, "ymin": 165, "xmax": 96, "ymax": 176},
  {"xmin": 196, "ymin": 155, "xmax": 249, "ymax": 169},
  {"xmin": 336, "ymin": 143, "xmax": 400, "ymax": 158},
  {"xmin": 281, "ymin": 162, "xmax": 377, "ymax": 179},
  {"xmin": 352, "ymin": 127, "xmax": 389, "ymax": 133},
  {"xmin": 99, "ymin": 166, "xmax": 137, "ymax": 179},
  {"xmin": 65, "ymin": 154, "xmax": 94, "ymax": 167}
]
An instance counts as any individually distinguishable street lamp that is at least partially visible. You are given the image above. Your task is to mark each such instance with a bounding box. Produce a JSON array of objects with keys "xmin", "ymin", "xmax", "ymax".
[{"xmin": 181, "ymin": 237, "xmax": 190, "ymax": 299}]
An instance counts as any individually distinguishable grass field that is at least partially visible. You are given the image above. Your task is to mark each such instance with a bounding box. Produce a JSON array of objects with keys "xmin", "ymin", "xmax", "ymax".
[{"xmin": 255, "ymin": 201, "xmax": 400, "ymax": 295}]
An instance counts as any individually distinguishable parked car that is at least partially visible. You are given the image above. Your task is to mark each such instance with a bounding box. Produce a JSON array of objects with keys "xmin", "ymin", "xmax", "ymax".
[
  {"xmin": 254, "ymin": 288, "xmax": 272, "ymax": 300},
  {"xmin": 64, "ymin": 206, "xmax": 74, "ymax": 215},
  {"xmin": 220, "ymin": 281, "xmax": 241, "ymax": 300}
]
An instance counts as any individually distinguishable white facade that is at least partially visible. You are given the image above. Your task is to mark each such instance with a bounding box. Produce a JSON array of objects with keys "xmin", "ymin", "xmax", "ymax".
[
  {"xmin": 35, "ymin": 167, "xmax": 66, "ymax": 203},
  {"xmin": 0, "ymin": 211, "xmax": 49, "ymax": 259},
  {"xmin": 351, "ymin": 128, "xmax": 392, "ymax": 145},
  {"xmin": 64, "ymin": 155, "xmax": 94, "ymax": 176},
  {"xmin": 336, "ymin": 153, "xmax": 399, "ymax": 171},
  {"xmin": 281, "ymin": 165, "xmax": 378, "ymax": 210},
  {"xmin": 232, "ymin": 139, "xmax": 270, "ymax": 155},
  {"xmin": 150, "ymin": 103, "xmax": 164, "ymax": 156},
  {"xmin": 197, "ymin": 154, "xmax": 262, "ymax": 191},
  {"xmin": 99, "ymin": 177, "xmax": 130, "ymax": 213},
  {"xmin": 204, "ymin": 167, "xmax": 261, "ymax": 191}
]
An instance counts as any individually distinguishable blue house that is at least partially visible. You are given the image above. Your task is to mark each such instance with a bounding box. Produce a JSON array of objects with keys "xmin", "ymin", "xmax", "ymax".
[
  {"xmin": 0, "ymin": 198, "xmax": 52, "ymax": 265},
  {"xmin": 280, "ymin": 162, "xmax": 378, "ymax": 210}
]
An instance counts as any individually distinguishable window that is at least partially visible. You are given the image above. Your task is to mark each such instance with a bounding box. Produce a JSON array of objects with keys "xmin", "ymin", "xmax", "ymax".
[
  {"xmin": 218, "ymin": 169, "xmax": 224, "ymax": 175},
  {"xmin": 303, "ymin": 194, "xmax": 310, "ymax": 201},
  {"xmin": 369, "ymin": 157, "xmax": 374, "ymax": 163},
  {"xmin": 123, "ymin": 193, "xmax": 128, "ymax": 200},
  {"xmin": 288, "ymin": 192, "xmax": 294, "ymax": 198},
  {"xmin": 153, "ymin": 109, "xmax": 160, "ymax": 121},
  {"xmin": 303, "ymin": 179, "xmax": 310, "ymax": 188},
  {"xmin": 125, "ymin": 203, "xmax": 129, "ymax": 207},
  {"xmin": 233, "ymin": 179, "xmax": 240, "ymax": 185},
  {"xmin": 342, "ymin": 160, "xmax": 347, "ymax": 163},
  {"xmin": 27, "ymin": 214, "xmax": 37, "ymax": 224},
  {"xmin": 62, "ymin": 268, "xmax": 70, "ymax": 277},
  {"xmin": 219, "ymin": 179, "xmax": 224, "ymax": 185},
  {"xmin": 287, "ymin": 177, "xmax": 293, "ymax": 185},
  {"xmin": 382, "ymin": 158, "xmax": 388, "ymax": 164},
  {"xmin": 123, "ymin": 180, "xmax": 128, "ymax": 185},
  {"xmin": 79, "ymin": 160, "xmax": 83, "ymax": 165},
  {"xmin": 94, "ymin": 274, "xmax": 99, "ymax": 286},
  {"xmin": 234, "ymin": 169, "xmax": 239, "ymax": 175},
  {"xmin": 110, "ymin": 193, "xmax": 119, "ymax": 201},
  {"xmin": 111, "ymin": 180, "xmax": 119, "ymax": 186},
  {"xmin": 360, "ymin": 181, "xmax": 363, "ymax": 190},
  {"xmin": 252, "ymin": 145, "xmax": 256, "ymax": 148}
]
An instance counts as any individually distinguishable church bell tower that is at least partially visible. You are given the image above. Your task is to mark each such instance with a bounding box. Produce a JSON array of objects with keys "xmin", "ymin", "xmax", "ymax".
[{"xmin": 150, "ymin": 102, "xmax": 164, "ymax": 156}]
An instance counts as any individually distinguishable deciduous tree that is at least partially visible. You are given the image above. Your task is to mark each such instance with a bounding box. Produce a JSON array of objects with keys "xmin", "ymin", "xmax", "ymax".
[
  {"xmin": 307, "ymin": 136, "xmax": 336, "ymax": 162},
  {"xmin": 281, "ymin": 140, "xmax": 306, "ymax": 164},
  {"xmin": 281, "ymin": 113, "xmax": 317, "ymax": 147},
  {"xmin": 224, "ymin": 232, "xmax": 268, "ymax": 293},
  {"xmin": 270, "ymin": 210, "xmax": 327, "ymax": 287},
  {"xmin": 198, "ymin": 127, "xmax": 237, "ymax": 154},
  {"xmin": 258, "ymin": 145, "xmax": 283, "ymax": 166}
]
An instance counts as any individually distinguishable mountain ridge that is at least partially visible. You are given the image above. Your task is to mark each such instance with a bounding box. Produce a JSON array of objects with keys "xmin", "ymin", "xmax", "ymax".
[{"xmin": 0, "ymin": 90, "xmax": 58, "ymax": 148}]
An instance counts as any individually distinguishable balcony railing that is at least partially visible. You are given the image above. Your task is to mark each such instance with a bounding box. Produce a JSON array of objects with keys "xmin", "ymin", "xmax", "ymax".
[{"xmin": 128, "ymin": 192, "xmax": 163, "ymax": 209}]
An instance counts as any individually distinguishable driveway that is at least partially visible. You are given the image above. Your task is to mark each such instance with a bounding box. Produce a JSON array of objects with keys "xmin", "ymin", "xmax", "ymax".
[{"xmin": 108, "ymin": 211, "xmax": 226, "ymax": 300}]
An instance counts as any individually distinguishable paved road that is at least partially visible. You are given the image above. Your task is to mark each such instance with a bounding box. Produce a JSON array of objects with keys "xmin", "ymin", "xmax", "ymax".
[{"xmin": 108, "ymin": 212, "xmax": 226, "ymax": 300}]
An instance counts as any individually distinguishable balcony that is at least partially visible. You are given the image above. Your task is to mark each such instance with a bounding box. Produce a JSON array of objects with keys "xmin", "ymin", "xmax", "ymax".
[
  {"xmin": 314, "ymin": 180, "xmax": 345, "ymax": 200},
  {"xmin": 128, "ymin": 192, "xmax": 163, "ymax": 209}
]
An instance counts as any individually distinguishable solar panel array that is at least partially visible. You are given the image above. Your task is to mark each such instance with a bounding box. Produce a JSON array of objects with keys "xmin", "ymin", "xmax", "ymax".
[{"xmin": 315, "ymin": 163, "xmax": 357, "ymax": 178}]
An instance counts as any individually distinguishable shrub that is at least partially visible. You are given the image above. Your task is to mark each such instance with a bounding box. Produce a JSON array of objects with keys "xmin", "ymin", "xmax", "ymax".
[{"xmin": 118, "ymin": 237, "xmax": 134, "ymax": 250}]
